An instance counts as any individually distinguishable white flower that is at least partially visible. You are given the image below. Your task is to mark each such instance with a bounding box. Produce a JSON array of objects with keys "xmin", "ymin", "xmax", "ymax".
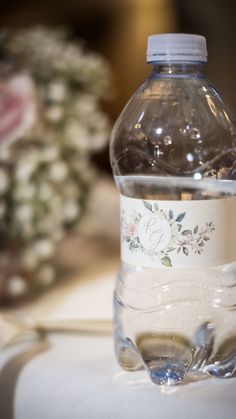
[
  {"xmin": 47, "ymin": 80, "xmax": 67, "ymax": 102},
  {"xmin": 0, "ymin": 169, "xmax": 9, "ymax": 194},
  {"xmin": 34, "ymin": 239, "xmax": 55, "ymax": 260},
  {"xmin": 49, "ymin": 161, "xmax": 68, "ymax": 182},
  {"xmin": 63, "ymin": 200, "xmax": 80, "ymax": 222},
  {"xmin": 89, "ymin": 132, "xmax": 108, "ymax": 150},
  {"xmin": 73, "ymin": 95, "xmax": 96, "ymax": 115},
  {"xmin": 46, "ymin": 105, "xmax": 64, "ymax": 123},
  {"xmin": 15, "ymin": 152, "xmax": 39, "ymax": 181},
  {"xmin": 6, "ymin": 276, "xmax": 28, "ymax": 297},
  {"xmin": 40, "ymin": 145, "xmax": 59, "ymax": 162},
  {"xmin": 36, "ymin": 264, "xmax": 56, "ymax": 287},
  {"xmin": 65, "ymin": 123, "xmax": 89, "ymax": 150},
  {"xmin": 22, "ymin": 248, "xmax": 39, "ymax": 270},
  {"xmin": 15, "ymin": 161, "xmax": 34, "ymax": 181},
  {"xmin": 15, "ymin": 204, "xmax": 33, "ymax": 223},
  {"xmin": 38, "ymin": 182, "xmax": 53, "ymax": 201},
  {"xmin": 14, "ymin": 183, "xmax": 35, "ymax": 200}
]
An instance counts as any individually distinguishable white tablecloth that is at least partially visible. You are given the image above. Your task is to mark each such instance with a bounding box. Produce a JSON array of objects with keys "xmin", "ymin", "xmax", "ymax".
[
  {"xmin": 0, "ymin": 178, "xmax": 236, "ymax": 418},
  {"xmin": 1, "ymin": 336, "xmax": 236, "ymax": 419},
  {"xmin": 0, "ymin": 265, "xmax": 236, "ymax": 419}
]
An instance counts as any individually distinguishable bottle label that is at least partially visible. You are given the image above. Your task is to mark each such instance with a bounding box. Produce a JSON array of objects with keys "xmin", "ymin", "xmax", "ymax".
[{"xmin": 120, "ymin": 195, "xmax": 236, "ymax": 268}]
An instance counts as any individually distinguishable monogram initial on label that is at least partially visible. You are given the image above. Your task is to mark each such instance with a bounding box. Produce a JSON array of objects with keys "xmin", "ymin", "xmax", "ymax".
[{"xmin": 138, "ymin": 213, "xmax": 172, "ymax": 253}]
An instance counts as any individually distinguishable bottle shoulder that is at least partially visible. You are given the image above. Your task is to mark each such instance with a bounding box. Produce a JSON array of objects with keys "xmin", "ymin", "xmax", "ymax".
[
  {"xmin": 110, "ymin": 76, "xmax": 236, "ymax": 179},
  {"xmin": 118, "ymin": 76, "xmax": 232, "ymax": 114},
  {"xmin": 111, "ymin": 75, "xmax": 236, "ymax": 141}
]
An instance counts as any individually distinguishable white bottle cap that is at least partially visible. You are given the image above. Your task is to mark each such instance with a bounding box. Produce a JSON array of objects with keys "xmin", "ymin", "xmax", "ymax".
[{"xmin": 147, "ymin": 33, "xmax": 207, "ymax": 63}]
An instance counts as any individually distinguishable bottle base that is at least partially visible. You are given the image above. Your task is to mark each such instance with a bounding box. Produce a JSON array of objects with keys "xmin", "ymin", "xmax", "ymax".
[
  {"xmin": 116, "ymin": 337, "xmax": 143, "ymax": 371},
  {"xmin": 115, "ymin": 331, "xmax": 236, "ymax": 386}
]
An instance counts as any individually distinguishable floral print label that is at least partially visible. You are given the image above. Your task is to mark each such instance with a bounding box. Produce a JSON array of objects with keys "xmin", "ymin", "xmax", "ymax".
[{"xmin": 121, "ymin": 195, "xmax": 236, "ymax": 269}]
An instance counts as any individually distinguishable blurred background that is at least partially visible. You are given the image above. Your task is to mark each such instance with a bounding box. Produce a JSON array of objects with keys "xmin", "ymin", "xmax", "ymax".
[
  {"xmin": 1, "ymin": 0, "xmax": 236, "ymax": 172},
  {"xmin": 0, "ymin": 0, "xmax": 236, "ymax": 305}
]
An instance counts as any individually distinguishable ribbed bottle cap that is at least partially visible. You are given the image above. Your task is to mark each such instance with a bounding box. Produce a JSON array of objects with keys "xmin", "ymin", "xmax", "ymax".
[{"xmin": 147, "ymin": 33, "xmax": 207, "ymax": 63}]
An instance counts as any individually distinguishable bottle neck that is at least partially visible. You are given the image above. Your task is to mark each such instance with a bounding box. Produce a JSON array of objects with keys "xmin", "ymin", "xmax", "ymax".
[{"xmin": 150, "ymin": 62, "xmax": 205, "ymax": 78}]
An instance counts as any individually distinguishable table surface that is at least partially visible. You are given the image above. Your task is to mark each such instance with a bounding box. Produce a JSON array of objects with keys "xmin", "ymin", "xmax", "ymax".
[
  {"xmin": 1, "ymin": 265, "xmax": 236, "ymax": 419},
  {"xmin": 0, "ymin": 178, "xmax": 236, "ymax": 419},
  {"xmin": 1, "ymin": 333, "xmax": 236, "ymax": 419}
]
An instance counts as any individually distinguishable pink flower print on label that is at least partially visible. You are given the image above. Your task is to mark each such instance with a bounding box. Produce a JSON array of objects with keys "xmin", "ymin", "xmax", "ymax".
[{"xmin": 125, "ymin": 222, "xmax": 138, "ymax": 238}]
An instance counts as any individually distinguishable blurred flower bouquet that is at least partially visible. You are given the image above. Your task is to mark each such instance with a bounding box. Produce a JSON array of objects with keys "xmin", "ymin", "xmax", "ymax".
[{"xmin": 0, "ymin": 27, "xmax": 111, "ymax": 304}]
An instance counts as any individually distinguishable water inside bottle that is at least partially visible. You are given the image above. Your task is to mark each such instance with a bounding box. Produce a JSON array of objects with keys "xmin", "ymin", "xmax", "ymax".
[{"xmin": 114, "ymin": 175, "xmax": 236, "ymax": 385}]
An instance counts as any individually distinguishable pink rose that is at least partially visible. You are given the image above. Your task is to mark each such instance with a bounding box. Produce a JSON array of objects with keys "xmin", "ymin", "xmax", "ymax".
[
  {"xmin": 125, "ymin": 223, "xmax": 137, "ymax": 238},
  {"xmin": 0, "ymin": 73, "xmax": 37, "ymax": 147}
]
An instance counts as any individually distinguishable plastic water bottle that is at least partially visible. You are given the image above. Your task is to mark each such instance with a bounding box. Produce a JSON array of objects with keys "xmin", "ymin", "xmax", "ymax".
[{"xmin": 110, "ymin": 33, "xmax": 236, "ymax": 385}]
